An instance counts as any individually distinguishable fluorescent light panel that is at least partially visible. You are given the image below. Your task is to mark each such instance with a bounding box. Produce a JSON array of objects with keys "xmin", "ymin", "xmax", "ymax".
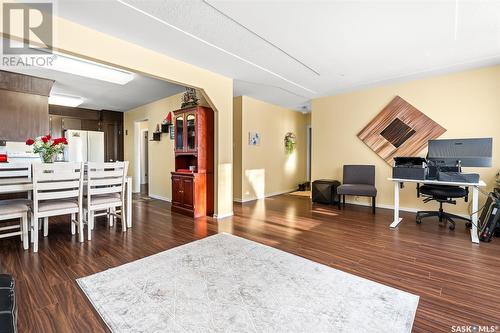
[
  {"xmin": 49, "ymin": 94, "xmax": 84, "ymax": 107},
  {"xmin": 49, "ymin": 53, "xmax": 135, "ymax": 85}
]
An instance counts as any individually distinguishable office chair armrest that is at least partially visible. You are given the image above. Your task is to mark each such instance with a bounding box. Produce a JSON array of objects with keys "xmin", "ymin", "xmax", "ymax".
[
  {"xmin": 416, "ymin": 183, "xmax": 420, "ymax": 198},
  {"xmin": 464, "ymin": 187, "xmax": 469, "ymax": 203}
]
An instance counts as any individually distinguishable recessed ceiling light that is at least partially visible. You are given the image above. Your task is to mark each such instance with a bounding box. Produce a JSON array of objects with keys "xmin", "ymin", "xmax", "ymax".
[
  {"xmin": 49, "ymin": 94, "xmax": 84, "ymax": 107},
  {"xmin": 48, "ymin": 53, "xmax": 134, "ymax": 85}
]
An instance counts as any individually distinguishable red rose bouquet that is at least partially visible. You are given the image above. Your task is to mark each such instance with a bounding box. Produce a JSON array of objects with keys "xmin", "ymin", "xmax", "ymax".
[{"xmin": 26, "ymin": 135, "xmax": 68, "ymax": 163}]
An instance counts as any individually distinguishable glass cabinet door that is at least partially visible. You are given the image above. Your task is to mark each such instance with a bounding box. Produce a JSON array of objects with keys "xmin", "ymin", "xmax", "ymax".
[
  {"xmin": 186, "ymin": 114, "xmax": 196, "ymax": 150},
  {"xmin": 175, "ymin": 115, "xmax": 184, "ymax": 150}
]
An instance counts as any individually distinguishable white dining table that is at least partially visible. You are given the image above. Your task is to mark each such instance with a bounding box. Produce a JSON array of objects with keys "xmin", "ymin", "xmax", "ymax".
[{"xmin": 0, "ymin": 176, "xmax": 133, "ymax": 228}]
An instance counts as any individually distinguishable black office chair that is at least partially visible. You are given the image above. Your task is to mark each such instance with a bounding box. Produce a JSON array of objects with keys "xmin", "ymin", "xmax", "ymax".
[{"xmin": 416, "ymin": 184, "xmax": 471, "ymax": 230}]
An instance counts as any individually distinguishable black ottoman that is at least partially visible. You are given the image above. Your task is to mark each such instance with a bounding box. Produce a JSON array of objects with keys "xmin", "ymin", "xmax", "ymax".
[
  {"xmin": 0, "ymin": 274, "xmax": 17, "ymax": 333},
  {"xmin": 312, "ymin": 179, "xmax": 341, "ymax": 205}
]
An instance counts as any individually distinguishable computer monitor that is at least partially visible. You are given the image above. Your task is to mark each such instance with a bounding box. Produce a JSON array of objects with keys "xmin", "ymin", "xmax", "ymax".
[{"xmin": 427, "ymin": 138, "xmax": 493, "ymax": 167}]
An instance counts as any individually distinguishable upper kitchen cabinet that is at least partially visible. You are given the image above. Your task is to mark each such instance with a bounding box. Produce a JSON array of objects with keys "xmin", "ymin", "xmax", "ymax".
[{"xmin": 0, "ymin": 70, "xmax": 54, "ymax": 142}]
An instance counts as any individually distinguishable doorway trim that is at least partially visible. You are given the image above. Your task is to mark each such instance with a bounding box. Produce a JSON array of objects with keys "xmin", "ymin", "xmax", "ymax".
[
  {"xmin": 133, "ymin": 119, "xmax": 148, "ymax": 193},
  {"xmin": 306, "ymin": 124, "xmax": 312, "ymax": 182},
  {"xmin": 140, "ymin": 128, "xmax": 149, "ymax": 187}
]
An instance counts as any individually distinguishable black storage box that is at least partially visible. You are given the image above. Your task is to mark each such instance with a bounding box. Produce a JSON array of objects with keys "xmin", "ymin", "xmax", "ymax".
[
  {"xmin": 0, "ymin": 274, "xmax": 16, "ymax": 333},
  {"xmin": 437, "ymin": 172, "xmax": 480, "ymax": 183},
  {"xmin": 392, "ymin": 167, "xmax": 427, "ymax": 180},
  {"xmin": 312, "ymin": 179, "xmax": 341, "ymax": 204}
]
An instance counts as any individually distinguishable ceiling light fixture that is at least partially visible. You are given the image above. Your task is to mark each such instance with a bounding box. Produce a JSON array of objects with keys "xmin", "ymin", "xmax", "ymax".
[
  {"xmin": 116, "ymin": 0, "xmax": 316, "ymax": 95},
  {"xmin": 48, "ymin": 53, "xmax": 134, "ymax": 85},
  {"xmin": 49, "ymin": 94, "xmax": 84, "ymax": 107}
]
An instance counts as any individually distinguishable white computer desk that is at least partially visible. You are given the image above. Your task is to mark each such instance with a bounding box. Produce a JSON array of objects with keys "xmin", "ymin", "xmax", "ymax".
[{"xmin": 388, "ymin": 177, "xmax": 486, "ymax": 244}]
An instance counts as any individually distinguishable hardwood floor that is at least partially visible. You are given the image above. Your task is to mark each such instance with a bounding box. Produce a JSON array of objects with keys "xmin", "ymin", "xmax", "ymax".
[{"xmin": 1, "ymin": 194, "xmax": 500, "ymax": 332}]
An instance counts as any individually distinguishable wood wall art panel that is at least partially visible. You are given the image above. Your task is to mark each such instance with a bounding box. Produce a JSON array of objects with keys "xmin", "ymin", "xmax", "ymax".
[{"xmin": 357, "ymin": 96, "xmax": 446, "ymax": 164}]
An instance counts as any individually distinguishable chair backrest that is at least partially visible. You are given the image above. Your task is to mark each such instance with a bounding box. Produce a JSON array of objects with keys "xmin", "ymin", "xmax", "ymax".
[
  {"xmin": 343, "ymin": 165, "xmax": 375, "ymax": 186},
  {"xmin": 0, "ymin": 162, "xmax": 31, "ymax": 180},
  {"xmin": 86, "ymin": 161, "xmax": 129, "ymax": 203},
  {"xmin": 32, "ymin": 162, "xmax": 84, "ymax": 212}
]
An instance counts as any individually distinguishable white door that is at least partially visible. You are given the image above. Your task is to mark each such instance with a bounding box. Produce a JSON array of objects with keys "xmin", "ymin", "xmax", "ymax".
[
  {"xmin": 87, "ymin": 131, "xmax": 104, "ymax": 163},
  {"xmin": 65, "ymin": 130, "xmax": 88, "ymax": 162}
]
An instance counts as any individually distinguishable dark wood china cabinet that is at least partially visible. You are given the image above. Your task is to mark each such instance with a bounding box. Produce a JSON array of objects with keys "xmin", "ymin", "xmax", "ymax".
[{"xmin": 171, "ymin": 106, "xmax": 214, "ymax": 218}]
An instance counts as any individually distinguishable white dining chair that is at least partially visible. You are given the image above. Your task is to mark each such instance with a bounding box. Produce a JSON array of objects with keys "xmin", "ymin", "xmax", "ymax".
[
  {"xmin": 0, "ymin": 163, "xmax": 32, "ymax": 250},
  {"xmin": 85, "ymin": 161, "xmax": 129, "ymax": 241},
  {"xmin": 31, "ymin": 162, "xmax": 84, "ymax": 252}
]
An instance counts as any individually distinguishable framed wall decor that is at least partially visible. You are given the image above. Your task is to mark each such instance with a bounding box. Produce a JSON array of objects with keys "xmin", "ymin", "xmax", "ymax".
[
  {"xmin": 248, "ymin": 132, "xmax": 261, "ymax": 146},
  {"xmin": 358, "ymin": 96, "xmax": 446, "ymax": 164}
]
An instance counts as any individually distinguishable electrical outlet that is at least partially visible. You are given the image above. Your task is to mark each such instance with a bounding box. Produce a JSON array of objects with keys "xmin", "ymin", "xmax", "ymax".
[{"xmin": 0, "ymin": 140, "xmax": 6, "ymax": 147}]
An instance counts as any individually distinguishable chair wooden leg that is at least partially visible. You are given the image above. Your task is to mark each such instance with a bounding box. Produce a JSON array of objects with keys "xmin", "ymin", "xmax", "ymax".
[
  {"xmin": 71, "ymin": 213, "xmax": 76, "ymax": 235},
  {"xmin": 22, "ymin": 213, "xmax": 28, "ymax": 250},
  {"xmin": 87, "ymin": 210, "xmax": 93, "ymax": 241},
  {"xmin": 342, "ymin": 195, "xmax": 346, "ymax": 207},
  {"xmin": 372, "ymin": 196, "xmax": 376, "ymax": 214},
  {"xmin": 78, "ymin": 212, "xmax": 84, "ymax": 243},
  {"xmin": 33, "ymin": 216, "xmax": 39, "ymax": 253},
  {"xmin": 121, "ymin": 206, "xmax": 126, "ymax": 232},
  {"xmin": 109, "ymin": 208, "xmax": 115, "ymax": 227},
  {"xmin": 43, "ymin": 217, "xmax": 49, "ymax": 237},
  {"xmin": 30, "ymin": 213, "xmax": 36, "ymax": 243}
]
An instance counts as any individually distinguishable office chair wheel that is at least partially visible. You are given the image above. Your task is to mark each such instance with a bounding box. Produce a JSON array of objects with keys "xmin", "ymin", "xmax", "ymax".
[
  {"xmin": 466, "ymin": 222, "xmax": 472, "ymax": 228},
  {"xmin": 416, "ymin": 218, "xmax": 422, "ymax": 224},
  {"xmin": 449, "ymin": 224, "xmax": 455, "ymax": 231}
]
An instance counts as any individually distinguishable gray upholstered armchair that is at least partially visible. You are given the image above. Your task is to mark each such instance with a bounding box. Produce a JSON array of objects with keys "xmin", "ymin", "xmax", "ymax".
[{"xmin": 336, "ymin": 165, "xmax": 377, "ymax": 214}]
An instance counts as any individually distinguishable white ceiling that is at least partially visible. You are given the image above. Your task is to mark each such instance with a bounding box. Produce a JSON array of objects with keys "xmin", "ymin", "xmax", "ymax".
[
  {"xmin": 1, "ymin": 63, "xmax": 186, "ymax": 111},
  {"xmin": 54, "ymin": 0, "xmax": 500, "ymax": 111}
]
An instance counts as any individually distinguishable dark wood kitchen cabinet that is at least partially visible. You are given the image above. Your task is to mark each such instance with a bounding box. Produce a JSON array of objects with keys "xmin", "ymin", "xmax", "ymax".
[
  {"xmin": 48, "ymin": 106, "xmax": 123, "ymax": 162},
  {"xmin": 101, "ymin": 110, "xmax": 124, "ymax": 162},
  {"xmin": 171, "ymin": 106, "xmax": 214, "ymax": 218},
  {"xmin": 0, "ymin": 70, "xmax": 53, "ymax": 142}
]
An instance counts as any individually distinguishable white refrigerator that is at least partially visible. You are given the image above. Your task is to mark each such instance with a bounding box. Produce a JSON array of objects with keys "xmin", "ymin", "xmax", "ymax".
[{"xmin": 65, "ymin": 130, "xmax": 105, "ymax": 163}]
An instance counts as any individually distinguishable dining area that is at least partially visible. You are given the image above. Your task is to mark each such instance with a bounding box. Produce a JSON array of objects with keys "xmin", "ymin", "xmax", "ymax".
[{"xmin": 0, "ymin": 158, "xmax": 132, "ymax": 253}]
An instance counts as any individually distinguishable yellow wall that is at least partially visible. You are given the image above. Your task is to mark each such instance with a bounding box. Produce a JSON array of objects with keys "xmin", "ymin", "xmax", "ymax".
[
  {"xmin": 233, "ymin": 97, "xmax": 243, "ymax": 200},
  {"xmin": 124, "ymin": 93, "xmax": 178, "ymax": 199},
  {"xmin": 234, "ymin": 96, "xmax": 309, "ymax": 202},
  {"xmin": 312, "ymin": 65, "xmax": 500, "ymax": 214},
  {"xmin": 1, "ymin": 6, "xmax": 234, "ymax": 217},
  {"xmin": 124, "ymin": 92, "xmax": 210, "ymax": 200}
]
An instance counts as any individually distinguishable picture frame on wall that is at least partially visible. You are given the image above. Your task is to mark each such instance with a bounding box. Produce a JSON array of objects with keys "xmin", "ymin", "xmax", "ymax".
[{"xmin": 248, "ymin": 132, "xmax": 261, "ymax": 146}]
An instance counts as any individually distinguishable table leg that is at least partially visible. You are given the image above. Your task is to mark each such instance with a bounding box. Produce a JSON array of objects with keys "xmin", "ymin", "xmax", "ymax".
[
  {"xmin": 390, "ymin": 181, "xmax": 403, "ymax": 228},
  {"xmin": 470, "ymin": 186, "xmax": 480, "ymax": 244},
  {"xmin": 126, "ymin": 178, "xmax": 132, "ymax": 228}
]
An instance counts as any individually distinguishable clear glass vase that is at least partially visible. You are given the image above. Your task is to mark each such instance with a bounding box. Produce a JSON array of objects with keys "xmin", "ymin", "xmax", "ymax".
[{"xmin": 40, "ymin": 152, "xmax": 56, "ymax": 163}]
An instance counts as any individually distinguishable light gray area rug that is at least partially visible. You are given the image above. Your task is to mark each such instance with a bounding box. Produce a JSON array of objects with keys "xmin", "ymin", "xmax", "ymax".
[{"xmin": 77, "ymin": 233, "xmax": 419, "ymax": 333}]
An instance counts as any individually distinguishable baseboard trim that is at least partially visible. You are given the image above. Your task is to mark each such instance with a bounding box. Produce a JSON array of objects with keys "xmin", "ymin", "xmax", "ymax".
[
  {"xmin": 234, "ymin": 188, "xmax": 297, "ymax": 203},
  {"xmin": 213, "ymin": 212, "xmax": 234, "ymax": 219},
  {"xmin": 149, "ymin": 194, "xmax": 171, "ymax": 202}
]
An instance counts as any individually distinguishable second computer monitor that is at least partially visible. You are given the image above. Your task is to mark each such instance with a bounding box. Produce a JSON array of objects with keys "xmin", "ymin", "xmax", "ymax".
[{"xmin": 427, "ymin": 138, "xmax": 493, "ymax": 168}]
